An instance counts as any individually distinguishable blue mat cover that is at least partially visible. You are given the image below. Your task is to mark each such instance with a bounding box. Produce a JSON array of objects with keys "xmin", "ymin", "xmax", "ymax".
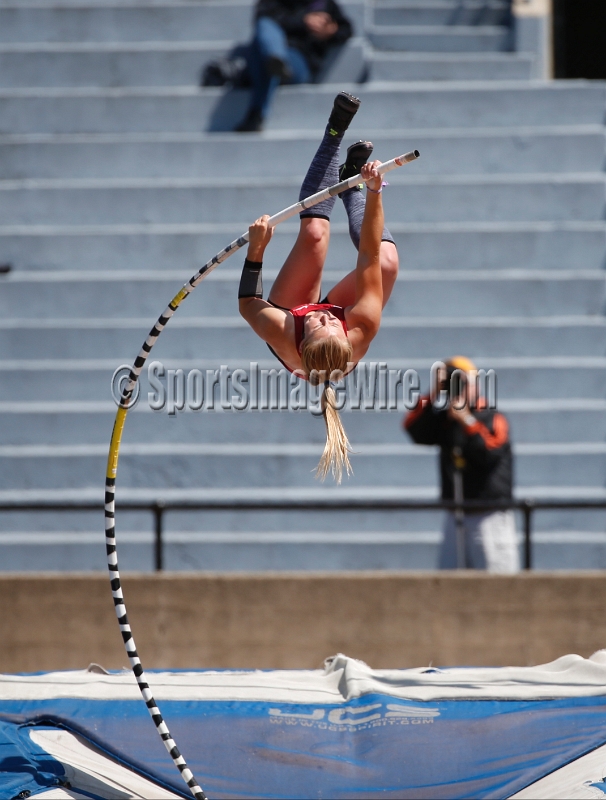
[{"xmin": 2, "ymin": 689, "xmax": 606, "ymax": 799}]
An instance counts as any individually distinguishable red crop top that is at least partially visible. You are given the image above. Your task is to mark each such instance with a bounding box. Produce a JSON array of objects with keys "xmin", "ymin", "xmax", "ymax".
[{"xmin": 290, "ymin": 303, "xmax": 348, "ymax": 349}]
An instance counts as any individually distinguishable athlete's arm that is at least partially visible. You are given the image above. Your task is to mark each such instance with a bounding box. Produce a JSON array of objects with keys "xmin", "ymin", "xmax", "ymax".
[
  {"xmin": 346, "ymin": 161, "xmax": 384, "ymax": 342},
  {"xmin": 239, "ymin": 296, "xmax": 289, "ymax": 351},
  {"xmin": 238, "ymin": 215, "xmax": 290, "ymax": 349}
]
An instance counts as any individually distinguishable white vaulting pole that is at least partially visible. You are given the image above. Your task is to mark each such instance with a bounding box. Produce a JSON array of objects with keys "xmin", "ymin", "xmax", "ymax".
[{"xmin": 104, "ymin": 149, "xmax": 419, "ymax": 800}]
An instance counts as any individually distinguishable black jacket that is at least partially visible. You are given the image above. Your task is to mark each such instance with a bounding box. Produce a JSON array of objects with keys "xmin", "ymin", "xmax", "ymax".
[
  {"xmin": 403, "ymin": 396, "xmax": 513, "ymax": 502},
  {"xmin": 255, "ymin": 0, "xmax": 353, "ymax": 75}
]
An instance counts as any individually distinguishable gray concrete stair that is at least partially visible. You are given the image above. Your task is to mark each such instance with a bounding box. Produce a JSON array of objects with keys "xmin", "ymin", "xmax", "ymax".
[
  {"xmin": 0, "ymin": 39, "xmax": 532, "ymax": 90},
  {"xmin": 0, "ymin": 2, "xmax": 255, "ymax": 44},
  {"xmin": 374, "ymin": 1, "xmax": 511, "ymax": 27},
  {"xmin": 1, "ymin": 83, "xmax": 604, "ymax": 134},
  {"xmin": 2, "ymin": 356, "xmax": 605, "ymax": 404},
  {"xmin": 3, "ymin": 270, "xmax": 605, "ymax": 318},
  {"xmin": 2, "ymin": 357, "xmax": 605, "ymax": 402},
  {"xmin": 2, "ymin": 127, "xmax": 602, "ymax": 179},
  {"xmin": 1, "ymin": 441, "xmax": 604, "ymax": 490},
  {"xmin": 1, "ymin": 403, "xmax": 606, "ymax": 445},
  {"xmin": 367, "ymin": 1, "xmax": 524, "ymax": 85},
  {"xmin": 369, "ymin": 52, "xmax": 533, "ymax": 81},
  {"xmin": 0, "ymin": 41, "xmax": 234, "ymax": 88},
  {"xmin": 2, "ymin": 317, "xmax": 605, "ymax": 360},
  {"xmin": 2, "ymin": 174, "xmax": 603, "ymax": 225},
  {"xmin": 368, "ymin": 25, "xmax": 511, "ymax": 52},
  {"xmin": 0, "ymin": 1, "xmax": 366, "ymax": 44},
  {"xmin": 2, "ymin": 223, "xmax": 603, "ymax": 273}
]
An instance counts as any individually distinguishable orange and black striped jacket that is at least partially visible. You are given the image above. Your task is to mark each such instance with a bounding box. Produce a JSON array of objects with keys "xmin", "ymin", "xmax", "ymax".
[{"xmin": 403, "ymin": 396, "xmax": 513, "ymax": 501}]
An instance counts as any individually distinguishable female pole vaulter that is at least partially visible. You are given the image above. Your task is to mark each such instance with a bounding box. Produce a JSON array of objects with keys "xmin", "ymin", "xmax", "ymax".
[{"xmin": 238, "ymin": 92, "xmax": 399, "ymax": 483}]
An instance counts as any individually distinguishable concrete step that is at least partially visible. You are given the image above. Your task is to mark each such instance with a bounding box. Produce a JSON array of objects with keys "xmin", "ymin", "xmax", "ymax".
[
  {"xmin": 1, "ymin": 403, "xmax": 605, "ymax": 446},
  {"xmin": 0, "ymin": 505, "xmax": 443, "ymax": 537},
  {"xmin": 0, "ymin": 41, "xmax": 232, "ymax": 89},
  {"xmin": 1, "ymin": 317, "xmax": 604, "ymax": 360},
  {"xmin": 1, "ymin": 174, "xmax": 603, "ymax": 225},
  {"xmin": 530, "ymin": 508, "xmax": 606, "ymax": 534},
  {"xmin": 0, "ymin": 1, "xmax": 365, "ymax": 43},
  {"xmin": 3, "ymin": 357, "xmax": 605, "ymax": 402},
  {"xmin": 0, "ymin": 43, "xmax": 534, "ymax": 89},
  {"xmin": 2, "ymin": 514, "xmax": 604, "ymax": 573},
  {"xmin": 0, "ymin": 442, "xmax": 438, "ymax": 490},
  {"xmin": 507, "ymin": 404, "xmax": 606, "ymax": 443},
  {"xmin": 368, "ymin": 25, "xmax": 511, "ymax": 52},
  {"xmin": 0, "ymin": 408, "xmax": 425, "ymax": 447},
  {"xmin": 369, "ymin": 52, "xmax": 533, "ymax": 81},
  {"xmin": 2, "ymin": 504, "xmax": 605, "ymax": 539},
  {"xmin": 3, "ymin": 126, "xmax": 602, "ymax": 179},
  {"xmin": 3, "ymin": 270, "xmax": 605, "ymax": 319},
  {"xmin": 0, "ymin": 535, "xmax": 443, "ymax": 572},
  {"xmin": 2, "ymin": 222, "xmax": 603, "ymax": 272},
  {"xmin": 1, "ymin": 83, "xmax": 604, "ymax": 135},
  {"xmin": 4, "ymin": 531, "xmax": 606, "ymax": 572},
  {"xmin": 2, "ymin": 481, "xmax": 605, "ymax": 505},
  {"xmin": 0, "ymin": 442, "xmax": 603, "ymax": 489},
  {"xmin": 374, "ymin": 1, "xmax": 510, "ymax": 27},
  {"xmin": 0, "ymin": 2, "xmax": 254, "ymax": 43}
]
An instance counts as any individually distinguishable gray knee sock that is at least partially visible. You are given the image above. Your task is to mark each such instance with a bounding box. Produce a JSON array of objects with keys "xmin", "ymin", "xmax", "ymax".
[
  {"xmin": 341, "ymin": 187, "xmax": 396, "ymax": 251},
  {"xmin": 299, "ymin": 127, "xmax": 343, "ymax": 221}
]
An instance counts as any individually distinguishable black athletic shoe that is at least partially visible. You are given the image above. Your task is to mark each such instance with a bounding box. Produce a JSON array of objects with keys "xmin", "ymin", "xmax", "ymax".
[
  {"xmin": 235, "ymin": 107, "xmax": 264, "ymax": 132},
  {"xmin": 339, "ymin": 140, "xmax": 374, "ymax": 184},
  {"xmin": 266, "ymin": 55, "xmax": 292, "ymax": 82},
  {"xmin": 327, "ymin": 91, "xmax": 361, "ymax": 136},
  {"xmin": 201, "ymin": 57, "xmax": 247, "ymax": 87}
]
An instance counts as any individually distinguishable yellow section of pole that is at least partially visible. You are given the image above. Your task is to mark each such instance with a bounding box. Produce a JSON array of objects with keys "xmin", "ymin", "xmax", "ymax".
[{"xmin": 106, "ymin": 406, "xmax": 128, "ymax": 480}]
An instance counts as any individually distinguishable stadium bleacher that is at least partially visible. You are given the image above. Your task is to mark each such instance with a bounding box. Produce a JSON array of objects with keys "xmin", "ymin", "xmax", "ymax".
[{"xmin": 1, "ymin": 0, "xmax": 605, "ymax": 571}]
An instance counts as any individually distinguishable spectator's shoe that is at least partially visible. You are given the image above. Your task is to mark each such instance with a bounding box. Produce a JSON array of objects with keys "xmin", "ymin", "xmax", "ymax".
[
  {"xmin": 201, "ymin": 58, "xmax": 244, "ymax": 87},
  {"xmin": 327, "ymin": 91, "xmax": 361, "ymax": 136},
  {"xmin": 235, "ymin": 107, "xmax": 264, "ymax": 133},
  {"xmin": 266, "ymin": 55, "xmax": 292, "ymax": 83},
  {"xmin": 339, "ymin": 140, "xmax": 374, "ymax": 187}
]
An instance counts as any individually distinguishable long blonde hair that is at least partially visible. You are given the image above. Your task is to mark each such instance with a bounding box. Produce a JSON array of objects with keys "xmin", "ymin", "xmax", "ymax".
[{"xmin": 300, "ymin": 335, "xmax": 354, "ymax": 484}]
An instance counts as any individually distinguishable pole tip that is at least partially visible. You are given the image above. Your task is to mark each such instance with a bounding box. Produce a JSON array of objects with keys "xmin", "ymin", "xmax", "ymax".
[{"xmin": 397, "ymin": 150, "xmax": 420, "ymax": 166}]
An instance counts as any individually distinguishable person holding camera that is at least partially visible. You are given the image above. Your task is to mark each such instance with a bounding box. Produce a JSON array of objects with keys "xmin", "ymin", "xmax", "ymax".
[{"xmin": 403, "ymin": 356, "xmax": 519, "ymax": 572}]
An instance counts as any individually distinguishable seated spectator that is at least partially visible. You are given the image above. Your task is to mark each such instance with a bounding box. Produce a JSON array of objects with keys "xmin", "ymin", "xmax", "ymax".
[
  {"xmin": 203, "ymin": 0, "xmax": 352, "ymax": 132},
  {"xmin": 403, "ymin": 357, "xmax": 520, "ymax": 573}
]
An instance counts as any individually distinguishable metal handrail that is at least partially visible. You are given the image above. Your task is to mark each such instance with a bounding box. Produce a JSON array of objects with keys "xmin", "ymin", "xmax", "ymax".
[{"xmin": 2, "ymin": 498, "xmax": 606, "ymax": 572}]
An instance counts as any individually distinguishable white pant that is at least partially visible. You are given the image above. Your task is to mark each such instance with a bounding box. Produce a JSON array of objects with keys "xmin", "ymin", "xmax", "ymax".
[{"xmin": 439, "ymin": 509, "xmax": 520, "ymax": 573}]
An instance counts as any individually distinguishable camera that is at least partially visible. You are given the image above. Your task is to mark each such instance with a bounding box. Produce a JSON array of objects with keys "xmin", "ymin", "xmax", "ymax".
[{"xmin": 438, "ymin": 365, "xmax": 467, "ymax": 394}]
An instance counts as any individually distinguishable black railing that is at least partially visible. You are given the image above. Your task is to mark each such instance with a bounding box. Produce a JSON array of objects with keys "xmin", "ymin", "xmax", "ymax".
[{"xmin": 2, "ymin": 499, "xmax": 606, "ymax": 572}]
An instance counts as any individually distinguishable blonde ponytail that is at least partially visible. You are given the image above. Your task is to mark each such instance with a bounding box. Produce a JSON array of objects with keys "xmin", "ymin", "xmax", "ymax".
[
  {"xmin": 317, "ymin": 382, "xmax": 352, "ymax": 484},
  {"xmin": 300, "ymin": 335, "xmax": 354, "ymax": 484}
]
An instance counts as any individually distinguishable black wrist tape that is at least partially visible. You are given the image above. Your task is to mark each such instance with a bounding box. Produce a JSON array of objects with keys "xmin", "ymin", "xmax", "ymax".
[{"xmin": 238, "ymin": 259, "xmax": 263, "ymax": 299}]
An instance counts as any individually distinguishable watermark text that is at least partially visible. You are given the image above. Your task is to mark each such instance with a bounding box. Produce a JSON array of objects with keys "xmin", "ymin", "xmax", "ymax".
[{"xmin": 111, "ymin": 361, "xmax": 497, "ymax": 414}]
